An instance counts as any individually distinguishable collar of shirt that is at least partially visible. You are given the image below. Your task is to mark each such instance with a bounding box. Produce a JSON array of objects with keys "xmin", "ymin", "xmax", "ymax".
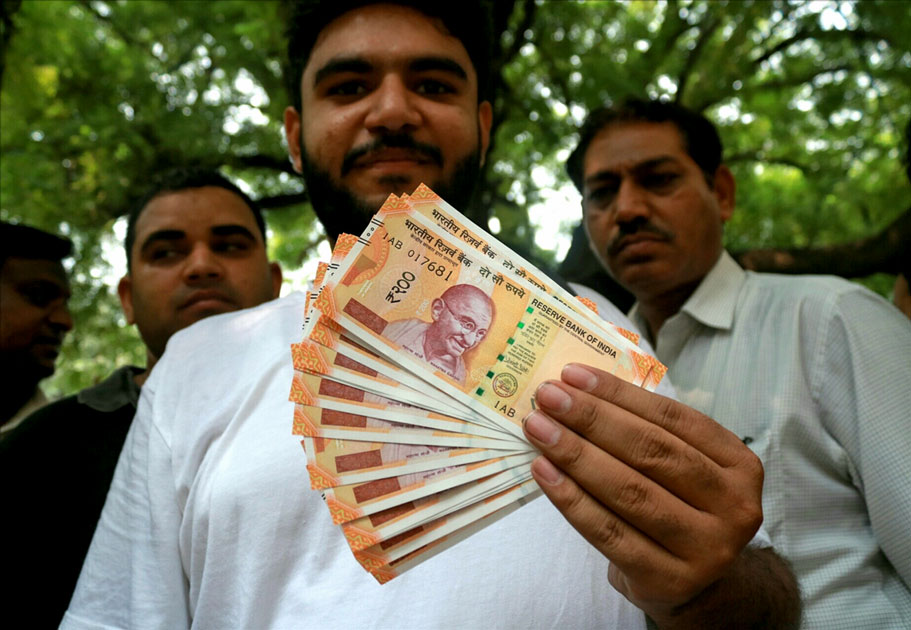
[{"xmin": 629, "ymin": 251, "xmax": 746, "ymax": 345}]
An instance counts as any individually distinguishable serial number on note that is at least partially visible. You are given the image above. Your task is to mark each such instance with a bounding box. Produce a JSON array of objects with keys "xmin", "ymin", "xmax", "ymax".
[{"xmin": 405, "ymin": 249, "xmax": 453, "ymax": 280}]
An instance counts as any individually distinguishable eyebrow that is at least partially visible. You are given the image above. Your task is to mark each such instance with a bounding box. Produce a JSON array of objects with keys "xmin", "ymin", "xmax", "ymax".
[
  {"xmin": 139, "ymin": 224, "xmax": 258, "ymax": 256},
  {"xmin": 584, "ymin": 156, "xmax": 678, "ymax": 188},
  {"xmin": 210, "ymin": 224, "xmax": 258, "ymax": 240},
  {"xmin": 313, "ymin": 57, "xmax": 373, "ymax": 87},
  {"xmin": 312, "ymin": 55, "xmax": 469, "ymax": 88},
  {"xmin": 408, "ymin": 56, "xmax": 468, "ymax": 80}
]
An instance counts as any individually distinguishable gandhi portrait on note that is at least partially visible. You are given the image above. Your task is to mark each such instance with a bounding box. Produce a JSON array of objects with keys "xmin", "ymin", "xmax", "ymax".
[{"xmin": 385, "ymin": 284, "xmax": 493, "ymax": 383}]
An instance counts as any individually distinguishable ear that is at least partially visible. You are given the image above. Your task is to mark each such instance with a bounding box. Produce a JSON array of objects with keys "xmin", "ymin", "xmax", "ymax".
[
  {"xmin": 477, "ymin": 101, "xmax": 493, "ymax": 167},
  {"xmin": 283, "ymin": 106, "xmax": 304, "ymax": 174},
  {"xmin": 712, "ymin": 165, "xmax": 736, "ymax": 223},
  {"xmin": 269, "ymin": 262, "xmax": 283, "ymax": 299},
  {"xmin": 117, "ymin": 275, "xmax": 136, "ymax": 325},
  {"xmin": 430, "ymin": 298, "xmax": 445, "ymax": 321}
]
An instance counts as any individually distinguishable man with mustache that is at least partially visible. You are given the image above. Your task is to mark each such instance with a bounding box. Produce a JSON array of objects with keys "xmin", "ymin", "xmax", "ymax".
[
  {"xmin": 63, "ymin": 4, "xmax": 799, "ymax": 629},
  {"xmin": 2, "ymin": 167, "xmax": 281, "ymax": 628},
  {"xmin": 0, "ymin": 221, "xmax": 73, "ymax": 434},
  {"xmin": 568, "ymin": 97, "xmax": 911, "ymax": 628}
]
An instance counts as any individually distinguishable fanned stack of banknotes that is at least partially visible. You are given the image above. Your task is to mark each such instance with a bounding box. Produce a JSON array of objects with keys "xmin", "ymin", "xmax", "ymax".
[{"xmin": 289, "ymin": 184, "xmax": 667, "ymax": 583}]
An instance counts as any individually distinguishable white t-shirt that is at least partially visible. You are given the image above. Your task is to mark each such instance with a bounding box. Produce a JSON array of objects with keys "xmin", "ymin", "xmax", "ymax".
[{"xmin": 62, "ymin": 292, "xmax": 654, "ymax": 630}]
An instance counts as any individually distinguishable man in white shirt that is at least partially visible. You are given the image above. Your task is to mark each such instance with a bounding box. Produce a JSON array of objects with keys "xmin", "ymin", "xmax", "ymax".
[
  {"xmin": 568, "ymin": 97, "xmax": 911, "ymax": 628},
  {"xmin": 63, "ymin": 4, "xmax": 799, "ymax": 628}
]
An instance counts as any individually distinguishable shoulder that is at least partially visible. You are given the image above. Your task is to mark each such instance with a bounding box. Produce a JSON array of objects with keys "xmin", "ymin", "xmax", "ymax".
[
  {"xmin": 142, "ymin": 293, "xmax": 306, "ymax": 440},
  {"xmin": 0, "ymin": 393, "xmax": 81, "ymax": 456},
  {"xmin": 160, "ymin": 293, "xmax": 307, "ymax": 373},
  {"xmin": 742, "ymin": 272, "xmax": 902, "ymax": 323}
]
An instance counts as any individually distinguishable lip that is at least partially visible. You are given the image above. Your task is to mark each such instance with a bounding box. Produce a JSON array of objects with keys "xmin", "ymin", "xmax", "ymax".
[
  {"xmin": 32, "ymin": 340, "xmax": 62, "ymax": 356},
  {"xmin": 180, "ymin": 290, "xmax": 235, "ymax": 310},
  {"xmin": 611, "ymin": 233, "xmax": 668, "ymax": 258},
  {"xmin": 353, "ymin": 149, "xmax": 434, "ymax": 169}
]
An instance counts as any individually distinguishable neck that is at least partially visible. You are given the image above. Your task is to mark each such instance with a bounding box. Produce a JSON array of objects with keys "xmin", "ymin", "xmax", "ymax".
[
  {"xmin": 134, "ymin": 349, "xmax": 158, "ymax": 387},
  {"xmin": 637, "ymin": 278, "xmax": 703, "ymax": 340}
]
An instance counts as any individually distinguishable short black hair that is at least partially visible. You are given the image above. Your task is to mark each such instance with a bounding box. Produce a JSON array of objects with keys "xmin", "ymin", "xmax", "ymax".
[
  {"xmin": 125, "ymin": 167, "xmax": 266, "ymax": 271},
  {"xmin": 284, "ymin": 0, "xmax": 494, "ymax": 112},
  {"xmin": 0, "ymin": 222, "xmax": 73, "ymax": 270},
  {"xmin": 567, "ymin": 98, "xmax": 723, "ymax": 193}
]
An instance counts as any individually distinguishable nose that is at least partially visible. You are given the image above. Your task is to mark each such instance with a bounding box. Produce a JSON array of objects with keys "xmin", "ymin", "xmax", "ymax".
[
  {"xmin": 363, "ymin": 75, "xmax": 421, "ymax": 133},
  {"xmin": 182, "ymin": 244, "xmax": 223, "ymax": 284},
  {"xmin": 48, "ymin": 300, "xmax": 74, "ymax": 333},
  {"xmin": 613, "ymin": 179, "xmax": 650, "ymax": 225}
]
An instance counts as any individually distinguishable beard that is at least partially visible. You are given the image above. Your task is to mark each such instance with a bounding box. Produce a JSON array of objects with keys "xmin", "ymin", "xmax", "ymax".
[{"xmin": 299, "ymin": 132, "xmax": 483, "ymax": 241}]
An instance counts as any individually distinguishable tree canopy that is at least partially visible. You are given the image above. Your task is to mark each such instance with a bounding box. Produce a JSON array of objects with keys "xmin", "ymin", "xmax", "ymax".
[{"xmin": 2, "ymin": 0, "xmax": 909, "ymax": 396}]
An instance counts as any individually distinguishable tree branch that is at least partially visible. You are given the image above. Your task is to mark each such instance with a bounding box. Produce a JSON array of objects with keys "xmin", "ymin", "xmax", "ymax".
[
  {"xmin": 725, "ymin": 151, "xmax": 811, "ymax": 173},
  {"xmin": 733, "ymin": 206, "xmax": 911, "ymax": 277},
  {"xmin": 0, "ymin": 0, "xmax": 22, "ymax": 89},
  {"xmin": 228, "ymin": 153, "xmax": 298, "ymax": 175},
  {"xmin": 78, "ymin": 0, "xmax": 141, "ymax": 48},
  {"xmin": 256, "ymin": 191, "xmax": 309, "ymax": 210},
  {"xmin": 751, "ymin": 26, "xmax": 899, "ymax": 68},
  {"xmin": 675, "ymin": 14, "xmax": 721, "ymax": 104}
]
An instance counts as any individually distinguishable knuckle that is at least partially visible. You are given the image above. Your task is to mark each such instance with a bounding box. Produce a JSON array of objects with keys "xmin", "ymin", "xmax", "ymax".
[
  {"xmin": 574, "ymin": 398, "xmax": 603, "ymax": 436},
  {"xmin": 590, "ymin": 514, "xmax": 626, "ymax": 553},
  {"xmin": 559, "ymin": 434, "xmax": 587, "ymax": 472},
  {"xmin": 616, "ymin": 476, "xmax": 654, "ymax": 515},
  {"xmin": 593, "ymin": 371, "xmax": 625, "ymax": 402},
  {"xmin": 629, "ymin": 426, "xmax": 674, "ymax": 469},
  {"xmin": 652, "ymin": 394, "xmax": 686, "ymax": 431}
]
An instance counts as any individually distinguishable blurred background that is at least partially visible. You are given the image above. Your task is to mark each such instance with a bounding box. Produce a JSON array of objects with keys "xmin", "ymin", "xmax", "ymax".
[{"xmin": 2, "ymin": 0, "xmax": 909, "ymax": 395}]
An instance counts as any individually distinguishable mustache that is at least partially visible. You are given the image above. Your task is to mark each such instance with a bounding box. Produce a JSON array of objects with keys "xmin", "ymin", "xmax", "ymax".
[
  {"xmin": 341, "ymin": 135, "xmax": 443, "ymax": 176},
  {"xmin": 607, "ymin": 221, "xmax": 675, "ymax": 257}
]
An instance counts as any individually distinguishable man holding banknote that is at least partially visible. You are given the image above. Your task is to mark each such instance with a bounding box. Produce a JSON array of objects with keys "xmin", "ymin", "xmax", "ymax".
[
  {"xmin": 63, "ymin": 3, "xmax": 799, "ymax": 629},
  {"xmin": 568, "ymin": 98, "xmax": 911, "ymax": 628}
]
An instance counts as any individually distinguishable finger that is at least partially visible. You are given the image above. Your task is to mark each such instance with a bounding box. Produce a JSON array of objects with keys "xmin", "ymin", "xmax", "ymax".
[
  {"xmin": 559, "ymin": 363, "xmax": 755, "ymax": 469},
  {"xmin": 523, "ymin": 410, "xmax": 717, "ymax": 554},
  {"xmin": 529, "ymin": 455, "xmax": 711, "ymax": 607},
  {"xmin": 532, "ymin": 379, "xmax": 742, "ymax": 513}
]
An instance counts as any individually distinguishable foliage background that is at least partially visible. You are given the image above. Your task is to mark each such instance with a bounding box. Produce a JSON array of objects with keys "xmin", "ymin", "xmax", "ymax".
[{"xmin": 2, "ymin": 0, "xmax": 909, "ymax": 396}]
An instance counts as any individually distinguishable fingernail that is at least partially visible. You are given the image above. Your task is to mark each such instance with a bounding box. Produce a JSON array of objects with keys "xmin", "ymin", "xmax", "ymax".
[
  {"xmin": 535, "ymin": 382, "xmax": 572, "ymax": 413},
  {"xmin": 523, "ymin": 411, "xmax": 561, "ymax": 446},
  {"xmin": 562, "ymin": 364, "xmax": 598, "ymax": 392},
  {"xmin": 531, "ymin": 455, "xmax": 564, "ymax": 486}
]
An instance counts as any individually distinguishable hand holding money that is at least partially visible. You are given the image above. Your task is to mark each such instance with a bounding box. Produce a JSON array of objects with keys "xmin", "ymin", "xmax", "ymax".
[
  {"xmin": 523, "ymin": 363, "xmax": 764, "ymax": 623},
  {"xmin": 292, "ymin": 185, "xmax": 671, "ymax": 582}
]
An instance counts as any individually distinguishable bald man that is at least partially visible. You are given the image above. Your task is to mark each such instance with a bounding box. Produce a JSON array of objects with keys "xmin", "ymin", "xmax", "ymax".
[{"xmin": 385, "ymin": 284, "xmax": 493, "ymax": 383}]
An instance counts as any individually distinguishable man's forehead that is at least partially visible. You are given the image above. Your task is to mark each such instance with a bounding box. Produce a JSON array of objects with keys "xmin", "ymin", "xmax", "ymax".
[
  {"xmin": 304, "ymin": 4, "xmax": 475, "ymax": 82},
  {"xmin": 450, "ymin": 293, "xmax": 492, "ymax": 316},
  {"xmin": 584, "ymin": 121, "xmax": 691, "ymax": 176},
  {"xmin": 135, "ymin": 187, "xmax": 257, "ymax": 237},
  {"xmin": 4, "ymin": 257, "xmax": 69, "ymax": 286}
]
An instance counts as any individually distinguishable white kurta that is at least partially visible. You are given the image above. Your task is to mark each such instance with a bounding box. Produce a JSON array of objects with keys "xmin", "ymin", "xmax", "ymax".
[{"xmin": 62, "ymin": 292, "xmax": 661, "ymax": 630}]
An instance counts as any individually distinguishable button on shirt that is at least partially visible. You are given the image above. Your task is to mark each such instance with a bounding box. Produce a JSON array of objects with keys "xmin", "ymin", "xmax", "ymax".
[{"xmin": 630, "ymin": 251, "xmax": 911, "ymax": 629}]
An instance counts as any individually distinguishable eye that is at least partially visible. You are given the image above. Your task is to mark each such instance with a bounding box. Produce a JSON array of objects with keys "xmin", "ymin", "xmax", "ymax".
[
  {"xmin": 585, "ymin": 185, "xmax": 617, "ymax": 208},
  {"xmin": 21, "ymin": 283, "xmax": 63, "ymax": 308},
  {"xmin": 326, "ymin": 80, "xmax": 368, "ymax": 97},
  {"xmin": 458, "ymin": 317, "xmax": 476, "ymax": 333},
  {"xmin": 642, "ymin": 172, "xmax": 678, "ymax": 191},
  {"xmin": 213, "ymin": 239, "xmax": 252, "ymax": 254},
  {"xmin": 149, "ymin": 245, "xmax": 181, "ymax": 261},
  {"xmin": 415, "ymin": 79, "xmax": 455, "ymax": 96}
]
